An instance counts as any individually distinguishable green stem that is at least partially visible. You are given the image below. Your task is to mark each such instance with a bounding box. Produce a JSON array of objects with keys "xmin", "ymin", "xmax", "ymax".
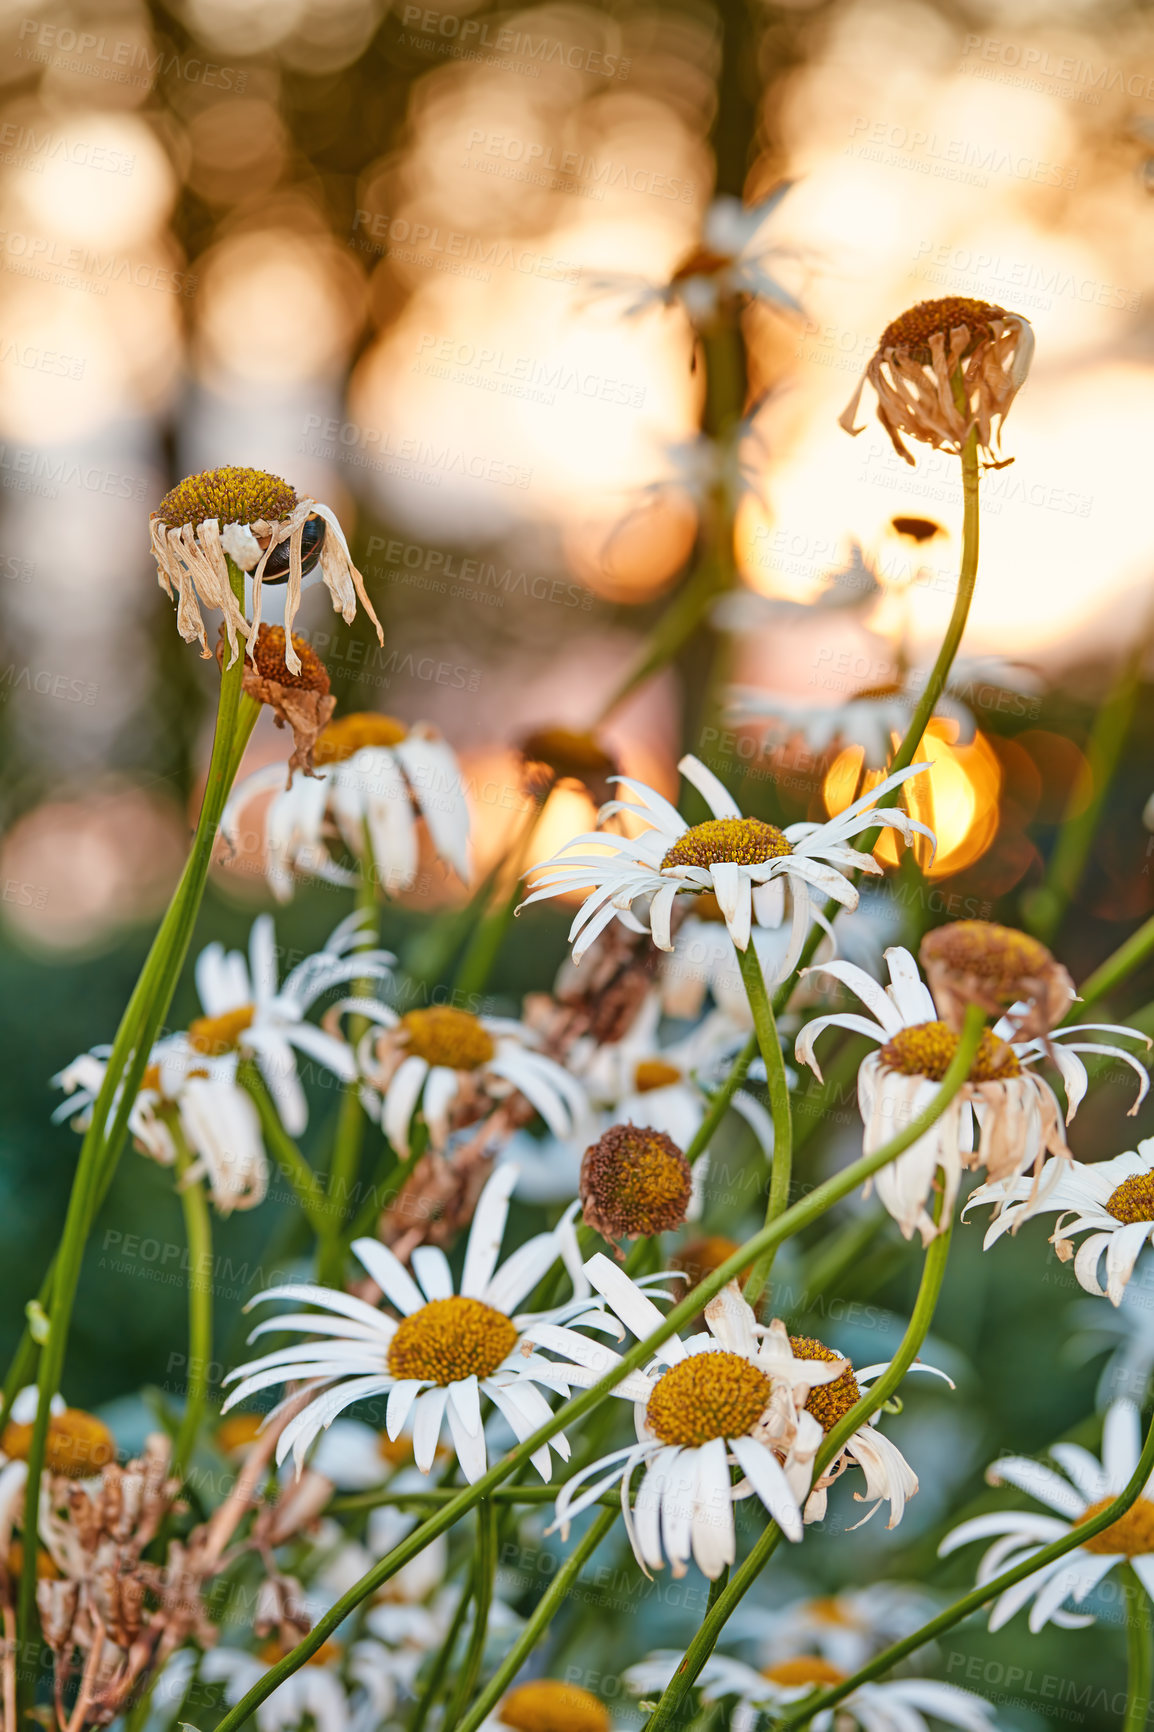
[
  {"xmin": 736, "ymin": 943, "xmax": 792, "ymax": 1309},
  {"xmin": 331, "ymin": 1483, "xmax": 616, "ymax": 1514},
  {"xmin": 407, "ymin": 1567, "xmax": 476, "ymax": 1732},
  {"xmin": 317, "ymin": 852, "xmax": 379, "ymax": 1286},
  {"xmin": 1126, "ymin": 1563, "xmax": 1153, "ymax": 1732},
  {"xmin": 456, "ymin": 782, "xmax": 553, "ymax": 999},
  {"xmin": 172, "ymin": 1133, "xmax": 213, "ymax": 1482},
  {"xmin": 644, "ymin": 1180, "xmax": 956, "ymax": 1732},
  {"xmin": 205, "ymin": 1012, "xmax": 984, "ymax": 1732},
  {"xmin": 16, "ymin": 559, "xmax": 253, "ymax": 1668},
  {"xmin": 237, "ymin": 1063, "xmax": 329, "ymax": 1236},
  {"xmin": 455, "ymin": 1505, "xmax": 619, "ymax": 1732},
  {"xmin": 1070, "ymin": 919, "xmax": 1154, "ymax": 1020},
  {"xmin": 443, "ymin": 1500, "xmax": 498, "ymax": 1728},
  {"xmin": 686, "ymin": 1033, "xmax": 757, "ymax": 1165},
  {"xmin": 772, "ymin": 1402, "xmax": 1154, "ymax": 1731}
]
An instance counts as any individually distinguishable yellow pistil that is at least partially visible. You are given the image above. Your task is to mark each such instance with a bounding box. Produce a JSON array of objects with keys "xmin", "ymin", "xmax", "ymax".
[
  {"xmin": 645, "ymin": 1350, "xmax": 771, "ymax": 1448},
  {"xmin": 498, "ymin": 1680, "xmax": 611, "ymax": 1732},
  {"xmin": 790, "ymin": 1336, "xmax": 861, "ymax": 1433},
  {"xmin": 879, "ymin": 1019, "xmax": 1020, "ymax": 1085},
  {"xmin": 251, "ymin": 624, "xmax": 331, "ymax": 695},
  {"xmin": 633, "ymin": 1059, "xmax": 683, "ymax": 1093},
  {"xmin": 691, "ymin": 890, "xmax": 728, "ymax": 923},
  {"xmin": 386, "ymin": 1296, "xmax": 517, "ymax": 1385},
  {"xmin": 216, "ymin": 1413, "xmax": 265, "ymax": 1454},
  {"xmin": 580, "ymin": 1124, "xmax": 692, "ymax": 1241},
  {"xmin": 400, "ymin": 1007, "xmax": 495, "ymax": 1071},
  {"xmin": 879, "ymin": 296, "xmax": 1006, "ymax": 363},
  {"xmin": 1080, "ymin": 1496, "xmax": 1154, "ymax": 1556},
  {"xmin": 3, "ymin": 1408, "xmax": 116, "ymax": 1479},
  {"xmin": 807, "ymin": 1595, "xmax": 854, "ymax": 1626},
  {"xmin": 662, "ymin": 817, "xmax": 791, "ymax": 872},
  {"xmin": 1106, "ymin": 1174, "xmax": 1154, "ymax": 1225},
  {"xmin": 259, "ymin": 1637, "xmax": 341, "ymax": 1668},
  {"xmin": 314, "ymin": 713, "xmax": 409, "ymax": 766},
  {"xmin": 763, "ymin": 1657, "xmax": 848, "ymax": 1688},
  {"xmin": 188, "ymin": 1004, "xmax": 256, "ymax": 1057},
  {"xmin": 153, "ymin": 465, "xmax": 299, "ymax": 530}
]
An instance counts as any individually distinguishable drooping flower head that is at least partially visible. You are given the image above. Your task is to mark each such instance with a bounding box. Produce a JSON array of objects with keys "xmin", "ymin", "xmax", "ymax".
[
  {"xmin": 241, "ymin": 625, "xmax": 337, "ymax": 779},
  {"xmin": 579, "ymin": 1123, "xmax": 693, "ymax": 1247},
  {"xmin": 920, "ymin": 920, "xmax": 1074, "ymax": 1038},
  {"xmin": 840, "ymin": 297, "xmax": 1034, "ymax": 466},
  {"xmin": 150, "ymin": 465, "xmax": 383, "ymax": 673},
  {"xmin": 520, "ymin": 725, "xmax": 621, "ymax": 806}
]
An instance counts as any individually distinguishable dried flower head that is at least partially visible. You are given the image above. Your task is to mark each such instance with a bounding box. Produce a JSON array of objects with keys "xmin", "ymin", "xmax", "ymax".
[
  {"xmin": 919, "ymin": 920, "xmax": 1075, "ymax": 1038},
  {"xmin": 150, "ymin": 465, "xmax": 383, "ymax": 673},
  {"xmin": 520, "ymin": 725, "xmax": 620, "ymax": 804},
  {"xmin": 231, "ymin": 624, "xmax": 336, "ymax": 781},
  {"xmin": 2, "ymin": 1406, "xmax": 116, "ymax": 1479},
  {"xmin": 840, "ymin": 297, "xmax": 1034, "ymax": 466},
  {"xmin": 579, "ymin": 1122, "xmax": 692, "ymax": 1246}
]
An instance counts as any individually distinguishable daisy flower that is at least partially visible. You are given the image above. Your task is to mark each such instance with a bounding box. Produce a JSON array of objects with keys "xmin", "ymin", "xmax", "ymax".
[
  {"xmin": 1067, "ymin": 1259, "xmax": 1154, "ymax": 1407},
  {"xmin": 624, "ymin": 1650, "xmax": 996, "ymax": 1732},
  {"xmin": 350, "ymin": 1001, "xmax": 588, "ymax": 1158},
  {"xmin": 221, "ymin": 1163, "xmax": 603, "ymax": 1483},
  {"xmin": 738, "ymin": 1584, "xmax": 943, "ymax": 1672},
  {"xmin": 530, "ymin": 1258, "xmax": 848, "ymax": 1579},
  {"xmin": 149, "ymin": 465, "xmax": 383, "ymax": 674},
  {"xmin": 196, "ymin": 1645, "xmax": 356, "ymax": 1732},
  {"xmin": 480, "ymin": 1680, "xmax": 626, "ymax": 1732},
  {"xmin": 940, "ymin": 1398, "xmax": 1154, "ymax": 1631},
  {"xmin": 794, "ymin": 945, "xmax": 1149, "ymax": 1245},
  {"xmin": 966, "ymin": 1138, "xmax": 1154, "ymax": 1306},
  {"xmin": 521, "ymin": 754, "xmax": 932, "ymax": 979},
  {"xmin": 840, "ymin": 297, "xmax": 1034, "ymax": 467},
  {"xmin": 52, "ymin": 1048, "xmax": 177, "ymax": 1169},
  {"xmin": 221, "ymin": 711, "xmax": 472, "ymax": 902}
]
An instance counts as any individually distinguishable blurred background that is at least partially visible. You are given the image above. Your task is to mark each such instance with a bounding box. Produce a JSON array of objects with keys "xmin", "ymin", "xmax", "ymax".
[{"xmin": 3, "ymin": 0, "xmax": 1154, "ymax": 1721}]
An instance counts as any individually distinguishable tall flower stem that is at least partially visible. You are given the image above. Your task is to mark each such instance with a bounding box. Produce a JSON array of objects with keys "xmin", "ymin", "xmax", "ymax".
[
  {"xmin": 1126, "ymin": 1563, "xmax": 1153, "ymax": 1732},
  {"xmin": 317, "ymin": 845, "xmax": 379, "ymax": 1286},
  {"xmin": 204, "ymin": 1013, "xmax": 985, "ymax": 1732},
  {"xmin": 237, "ymin": 1063, "xmax": 329, "ymax": 1235},
  {"xmin": 171, "ymin": 1130, "xmax": 213, "ymax": 1482},
  {"xmin": 735, "ymin": 942, "xmax": 792, "ymax": 1309},
  {"xmin": 456, "ymin": 778, "xmax": 554, "ymax": 1000},
  {"xmin": 686, "ymin": 1032, "xmax": 756, "ymax": 1163},
  {"xmin": 772, "ymin": 1405, "xmax": 1154, "ymax": 1731},
  {"xmin": 455, "ymin": 1504, "xmax": 618, "ymax": 1732},
  {"xmin": 16, "ymin": 560, "xmax": 254, "ymax": 1665},
  {"xmin": 643, "ymin": 1183, "xmax": 956, "ymax": 1732},
  {"xmin": 442, "ymin": 1499, "xmax": 498, "ymax": 1728}
]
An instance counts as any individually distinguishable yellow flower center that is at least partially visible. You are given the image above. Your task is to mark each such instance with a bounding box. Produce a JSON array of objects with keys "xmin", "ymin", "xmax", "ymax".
[
  {"xmin": 674, "ymin": 1236, "xmax": 742, "ymax": 1285},
  {"xmin": 188, "ymin": 1004, "xmax": 256, "ymax": 1057},
  {"xmin": 645, "ymin": 1350, "xmax": 772, "ymax": 1448},
  {"xmin": 251, "ymin": 624, "xmax": 331, "ymax": 694},
  {"xmin": 386, "ymin": 1296, "xmax": 517, "ymax": 1385},
  {"xmin": 3, "ymin": 1409, "xmax": 116, "ymax": 1479},
  {"xmin": 314, "ymin": 713, "xmax": 409, "ymax": 765},
  {"xmin": 498, "ymin": 1681, "xmax": 611, "ymax": 1732},
  {"xmin": 921, "ymin": 919, "xmax": 1052, "ymax": 990},
  {"xmin": 1106, "ymin": 1175, "xmax": 1154, "ymax": 1225},
  {"xmin": 520, "ymin": 726, "xmax": 617, "ymax": 783},
  {"xmin": 399, "ymin": 1007, "xmax": 496, "ymax": 1071},
  {"xmin": 216, "ymin": 1413, "xmax": 265, "ymax": 1454},
  {"xmin": 763, "ymin": 1657, "xmax": 848, "ymax": 1688},
  {"xmin": 1081, "ymin": 1497, "xmax": 1154, "ymax": 1556},
  {"xmin": 6, "ymin": 1540, "xmax": 59, "ymax": 1581},
  {"xmin": 633, "ymin": 1059, "xmax": 684, "ymax": 1093},
  {"xmin": 140, "ymin": 1063, "xmax": 163, "ymax": 1094},
  {"xmin": 580, "ymin": 1125, "xmax": 692, "ymax": 1240},
  {"xmin": 790, "ymin": 1336, "xmax": 861, "ymax": 1433},
  {"xmin": 153, "ymin": 466, "xmax": 299, "ymax": 530},
  {"xmin": 807, "ymin": 1595, "xmax": 854, "ymax": 1626},
  {"xmin": 259, "ymin": 1637, "xmax": 342, "ymax": 1668},
  {"xmin": 691, "ymin": 890, "xmax": 728, "ymax": 924},
  {"xmin": 662, "ymin": 817, "xmax": 791, "ymax": 872},
  {"xmin": 879, "ymin": 1020, "xmax": 1021, "ymax": 1084},
  {"xmin": 879, "ymin": 297, "xmax": 1006, "ymax": 362}
]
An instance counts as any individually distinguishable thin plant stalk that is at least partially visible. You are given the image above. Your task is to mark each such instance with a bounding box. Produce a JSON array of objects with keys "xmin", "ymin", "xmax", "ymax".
[
  {"xmin": 237, "ymin": 1063, "xmax": 329, "ymax": 1236},
  {"xmin": 1125, "ymin": 1562, "xmax": 1153, "ymax": 1732},
  {"xmin": 407, "ymin": 1566, "xmax": 476, "ymax": 1732},
  {"xmin": 735, "ymin": 941, "xmax": 792, "ymax": 1308},
  {"xmin": 204, "ymin": 1011, "xmax": 984, "ymax": 1732},
  {"xmin": 16, "ymin": 559, "xmax": 254, "ymax": 1663},
  {"xmin": 455, "ymin": 777, "xmax": 554, "ymax": 999},
  {"xmin": 317, "ymin": 840, "xmax": 379, "ymax": 1285},
  {"xmin": 455, "ymin": 1504, "xmax": 619, "ymax": 1732},
  {"xmin": 442, "ymin": 1500, "xmax": 498, "ymax": 1728},
  {"xmin": 643, "ymin": 1184, "xmax": 955, "ymax": 1731},
  {"xmin": 171, "ymin": 1129, "xmax": 213, "ymax": 1481}
]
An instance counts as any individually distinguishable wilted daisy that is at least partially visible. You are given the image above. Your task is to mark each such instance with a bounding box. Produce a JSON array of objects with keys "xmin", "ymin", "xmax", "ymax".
[
  {"xmin": 940, "ymin": 1399, "xmax": 1154, "ymax": 1630},
  {"xmin": 222, "ymin": 711, "xmax": 472, "ymax": 901},
  {"xmin": 350, "ymin": 1001, "xmax": 588, "ymax": 1158},
  {"xmin": 222, "ymin": 1163, "xmax": 602, "ymax": 1482},
  {"xmin": 919, "ymin": 920, "xmax": 1074, "ymax": 1039},
  {"xmin": 840, "ymin": 297, "xmax": 1034, "ymax": 466},
  {"xmin": 531, "ymin": 1259, "xmax": 847, "ymax": 1579},
  {"xmin": 150, "ymin": 465, "xmax": 383, "ymax": 673},
  {"xmin": 795, "ymin": 944, "xmax": 1148, "ymax": 1245},
  {"xmin": 521, "ymin": 754, "xmax": 931, "ymax": 978},
  {"xmin": 624, "ymin": 1650, "xmax": 996, "ymax": 1732},
  {"xmin": 52, "ymin": 1048, "xmax": 176, "ymax": 1169},
  {"xmin": 967, "ymin": 1139, "xmax": 1154, "ymax": 1306}
]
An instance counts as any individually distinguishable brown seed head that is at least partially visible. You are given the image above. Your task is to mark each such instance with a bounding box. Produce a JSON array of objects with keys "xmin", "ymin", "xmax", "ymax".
[
  {"xmin": 789, "ymin": 1336, "xmax": 861, "ymax": 1432},
  {"xmin": 879, "ymin": 297, "xmax": 1007, "ymax": 363},
  {"xmin": 251, "ymin": 624, "xmax": 331, "ymax": 695},
  {"xmin": 580, "ymin": 1123, "xmax": 692, "ymax": 1242},
  {"xmin": 920, "ymin": 920, "xmax": 1074, "ymax": 1036}
]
